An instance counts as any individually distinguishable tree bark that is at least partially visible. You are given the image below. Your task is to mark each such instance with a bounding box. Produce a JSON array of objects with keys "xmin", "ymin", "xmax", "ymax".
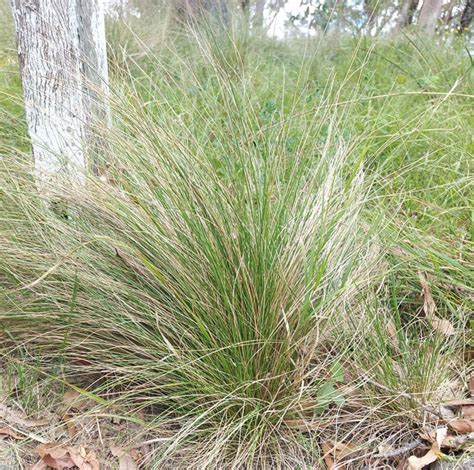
[
  {"xmin": 397, "ymin": 0, "xmax": 419, "ymax": 28},
  {"xmin": 418, "ymin": 0, "xmax": 444, "ymax": 32},
  {"xmin": 459, "ymin": 0, "xmax": 474, "ymax": 32},
  {"xmin": 77, "ymin": 0, "xmax": 111, "ymax": 128},
  {"xmin": 253, "ymin": 0, "xmax": 265, "ymax": 28},
  {"xmin": 10, "ymin": 0, "xmax": 109, "ymax": 197}
]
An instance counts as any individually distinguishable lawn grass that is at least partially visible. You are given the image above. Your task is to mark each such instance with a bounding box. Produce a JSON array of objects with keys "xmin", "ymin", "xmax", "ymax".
[{"xmin": 0, "ymin": 11, "xmax": 473, "ymax": 469}]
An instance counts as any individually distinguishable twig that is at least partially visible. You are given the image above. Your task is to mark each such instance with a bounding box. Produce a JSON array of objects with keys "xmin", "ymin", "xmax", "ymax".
[
  {"xmin": 373, "ymin": 432, "xmax": 474, "ymax": 460},
  {"xmin": 373, "ymin": 438, "xmax": 424, "ymax": 459}
]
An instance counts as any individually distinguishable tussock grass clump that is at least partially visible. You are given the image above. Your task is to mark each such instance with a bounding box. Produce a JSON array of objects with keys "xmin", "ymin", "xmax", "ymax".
[{"xmin": 1, "ymin": 25, "xmax": 472, "ymax": 468}]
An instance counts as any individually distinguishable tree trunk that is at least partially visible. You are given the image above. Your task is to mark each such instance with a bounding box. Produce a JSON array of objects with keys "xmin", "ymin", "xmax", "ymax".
[
  {"xmin": 9, "ymin": 0, "xmax": 109, "ymax": 197},
  {"xmin": 459, "ymin": 0, "xmax": 474, "ymax": 32},
  {"xmin": 418, "ymin": 0, "xmax": 443, "ymax": 32},
  {"xmin": 364, "ymin": 0, "xmax": 377, "ymax": 33},
  {"xmin": 77, "ymin": 0, "xmax": 111, "ymax": 128},
  {"xmin": 253, "ymin": 0, "xmax": 265, "ymax": 28},
  {"xmin": 397, "ymin": 0, "xmax": 419, "ymax": 28}
]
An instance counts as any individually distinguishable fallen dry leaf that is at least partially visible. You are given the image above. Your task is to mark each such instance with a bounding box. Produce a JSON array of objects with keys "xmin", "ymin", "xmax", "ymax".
[
  {"xmin": 37, "ymin": 443, "xmax": 76, "ymax": 469},
  {"xmin": 321, "ymin": 441, "xmax": 357, "ymax": 470},
  {"xmin": 418, "ymin": 272, "xmax": 454, "ymax": 336},
  {"xmin": 130, "ymin": 448, "xmax": 141, "ymax": 464},
  {"xmin": 69, "ymin": 447, "xmax": 100, "ymax": 470},
  {"xmin": 111, "ymin": 446, "xmax": 138, "ymax": 470},
  {"xmin": 63, "ymin": 389, "xmax": 94, "ymax": 411},
  {"xmin": 448, "ymin": 419, "xmax": 474, "ymax": 434},
  {"xmin": 0, "ymin": 403, "xmax": 49, "ymax": 428},
  {"xmin": 62, "ymin": 414, "xmax": 78, "ymax": 438},
  {"xmin": 0, "ymin": 426, "xmax": 24, "ymax": 440},
  {"xmin": 462, "ymin": 405, "xmax": 474, "ymax": 419},
  {"xmin": 408, "ymin": 427, "xmax": 446, "ymax": 470},
  {"xmin": 29, "ymin": 460, "xmax": 48, "ymax": 470},
  {"xmin": 322, "ymin": 441, "xmax": 336, "ymax": 470},
  {"xmin": 34, "ymin": 443, "xmax": 99, "ymax": 470},
  {"xmin": 407, "ymin": 449, "xmax": 438, "ymax": 470}
]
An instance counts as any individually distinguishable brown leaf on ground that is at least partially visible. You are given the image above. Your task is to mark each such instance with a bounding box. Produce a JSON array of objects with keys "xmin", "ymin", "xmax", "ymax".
[
  {"xmin": 448, "ymin": 419, "xmax": 474, "ymax": 434},
  {"xmin": 462, "ymin": 405, "xmax": 474, "ymax": 419},
  {"xmin": 0, "ymin": 426, "xmax": 24, "ymax": 440},
  {"xmin": 420, "ymin": 426, "xmax": 474, "ymax": 450},
  {"xmin": 69, "ymin": 447, "xmax": 100, "ymax": 470},
  {"xmin": 36, "ymin": 443, "xmax": 76, "ymax": 469},
  {"xmin": 29, "ymin": 461, "xmax": 47, "ymax": 470},
  {"xmin": 0, "ymin": 403, "xmax": 49, "ymax": 428},
  {"xmin": 408, "ymin": 427, "xmax": 446, "ymax": 470},
  {"xmin": 111, "ymin": 446, "xmax": 138, "ymax": 470},
  {"xmin": 408, "ymin": 449, "xmax": 438, "ymax": 470},
  {"xmin": 469, "ymin": 377, "xmax": 474, "ymax": 396},
  {"xmin": 62, "ymin": 414, "xmax": 78, "ymax": 438},
  {"xmin": 34, "ymin": 443, "xmax": 99, "ymax": 470},
  {"xmin": 322, "ymin": 441, "xmax": 357, "ymax": 470},
  {"xmin": 130, "ymin": 448, "xmax": 142, "ymax": 464},
  {"xmin": 418, "ymin": 272, "xmax": 455, "ymax": 336},
  {"xmin": 63, "ymin": 389, "xmax": 94, "ymax": 411},
  {"xmin": 322, "ymin": 441, "xmax": 336, "ymax": 470}
]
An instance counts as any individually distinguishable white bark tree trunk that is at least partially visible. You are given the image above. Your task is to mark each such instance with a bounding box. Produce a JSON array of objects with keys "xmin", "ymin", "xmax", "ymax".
[
  {"xmin": 10, "ymin": 0, "xmax": 110, "ymax": 197},
  {"xmin": 418, "ymin": 0, "xmax": 444, "ymax": 32},
  {"xmin": 253, "ymin": 0, "xmax": 265, "ymax": 28}
]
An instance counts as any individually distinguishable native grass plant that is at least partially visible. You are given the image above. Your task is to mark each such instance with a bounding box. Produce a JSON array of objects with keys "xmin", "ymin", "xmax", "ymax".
[
  {"xmin": 1, "ymin": 25, "xmax": 473, "ymax": 468},
  {"xmin": 0, "ymin": 36, "xmax": 380, "ymax": 469}
]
